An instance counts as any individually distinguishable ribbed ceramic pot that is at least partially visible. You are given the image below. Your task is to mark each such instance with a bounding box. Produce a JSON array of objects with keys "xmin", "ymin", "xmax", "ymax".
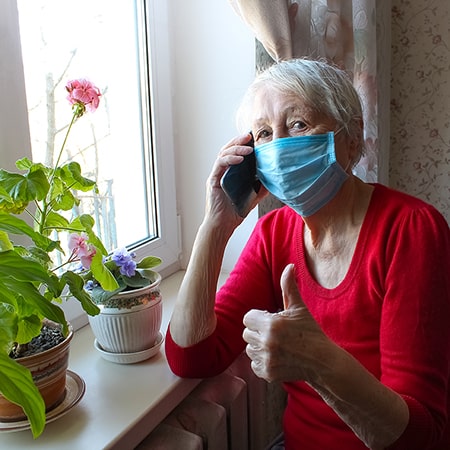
[
  {"xmin": 0, "ymin": 324, "xmax": 73, "ymax": 422},
  {"xmin": 88, "ymin": 273, "xmax": 162, "ymax": 354}
]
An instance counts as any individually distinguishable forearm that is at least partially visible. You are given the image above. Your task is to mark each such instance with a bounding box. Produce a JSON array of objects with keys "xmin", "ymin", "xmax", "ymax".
[
  {"xmin": 169, "ymin": 219, "xmax": 233, "ymax": 347},
  {"xmin": 310, "ymin": 346, "xmax": 409, "ymax": 449}
]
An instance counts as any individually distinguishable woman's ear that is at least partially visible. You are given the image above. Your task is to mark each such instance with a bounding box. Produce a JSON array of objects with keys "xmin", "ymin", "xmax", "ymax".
[{"xmin": 349, "ymin": 117, "xmax": 364, "ymax": 166}]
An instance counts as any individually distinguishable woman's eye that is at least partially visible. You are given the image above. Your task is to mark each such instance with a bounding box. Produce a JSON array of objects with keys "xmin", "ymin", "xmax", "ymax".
[
  {"xmin": 291, "ymin": 121, "xmax": 307, "ymax": 132},
  {"xmin": 254, "ymin": 129, "xmax": 272, "ymax": 142}
]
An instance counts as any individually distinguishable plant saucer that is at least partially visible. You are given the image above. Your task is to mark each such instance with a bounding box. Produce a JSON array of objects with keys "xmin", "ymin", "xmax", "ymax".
[
  {"xmin": 94, "ymin": 331, "xmax": 164, "ymax": 364},
  {"xmin": 0, "ymin": 370, "xmax": 85, "ymax": 433}
]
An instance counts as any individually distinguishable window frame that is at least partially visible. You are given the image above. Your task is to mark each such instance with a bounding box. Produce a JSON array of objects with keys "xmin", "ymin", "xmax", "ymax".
[{"xmin": 132, "ymin": 0, "xmax": 180, "ymax": 278}]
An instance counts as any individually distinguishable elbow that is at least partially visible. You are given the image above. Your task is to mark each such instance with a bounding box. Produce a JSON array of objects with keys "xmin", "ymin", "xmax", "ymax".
[
  {"xmin": 384, "ymin": 395, "xmax": 449, "ymax": 450},
  {"xmin": 164, "ymin": 324, "xmax": 228, "ymax": 378}
]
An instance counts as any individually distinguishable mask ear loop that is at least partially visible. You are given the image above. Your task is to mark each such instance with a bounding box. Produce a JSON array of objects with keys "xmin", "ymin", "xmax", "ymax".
[
  {"xmin": 334, "ymin": 126, "xmax": 353, "ymax": 173},
  {"xmin": 343, "ymin": 159, "xmax": 353, "ymax": 173},
  {"xmin": 334, "ymin": 126, "xmax": 345, "ymax": 136}
]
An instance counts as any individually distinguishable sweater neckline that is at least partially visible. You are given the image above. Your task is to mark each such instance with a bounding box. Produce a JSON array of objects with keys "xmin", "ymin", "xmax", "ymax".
[{"xmin": 295, "ymin": 183, "xmax": 379, "ymax": 298}]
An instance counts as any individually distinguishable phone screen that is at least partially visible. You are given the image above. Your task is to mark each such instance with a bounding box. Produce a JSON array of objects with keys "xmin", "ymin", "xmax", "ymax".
[{"xmin": 220, "ymin": 136, "xmax": 261, "ymax": 217}]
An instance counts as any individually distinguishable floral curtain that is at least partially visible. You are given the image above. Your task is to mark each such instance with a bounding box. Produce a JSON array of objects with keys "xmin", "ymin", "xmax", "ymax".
[{"xmin": 229, "ymin": 0, "xmax": 391, "ymax": 184}]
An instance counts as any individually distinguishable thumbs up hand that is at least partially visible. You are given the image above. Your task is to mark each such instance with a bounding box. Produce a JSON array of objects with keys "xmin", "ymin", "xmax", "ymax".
[
  {"xmin": 243, "ymin": 264, "xmax": 334, "ymax": 383},
  {"xmin": 280, "ymin": 262, "xmax": 309, "ymax": 313}
]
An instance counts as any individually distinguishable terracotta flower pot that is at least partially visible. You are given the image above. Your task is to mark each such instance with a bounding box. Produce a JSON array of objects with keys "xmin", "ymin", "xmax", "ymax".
[
  {"xmin": 0, "ymin": 325, "xmax": 73, "ymax": 422},
  {"xmin": 88, "ymin": 273, "xmax": 162, "ymax": 354}
]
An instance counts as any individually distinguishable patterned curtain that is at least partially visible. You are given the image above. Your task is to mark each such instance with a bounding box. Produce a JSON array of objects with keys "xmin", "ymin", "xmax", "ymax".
[{"xmin": 229, "ymin": 0, "xmax": 391, "ymax": 184}]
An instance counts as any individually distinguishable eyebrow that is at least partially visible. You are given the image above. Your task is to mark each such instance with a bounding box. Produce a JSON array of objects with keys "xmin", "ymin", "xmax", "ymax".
[{"xmin": 252, "ymin": 106, "xmax": 310, "ymax": 126}]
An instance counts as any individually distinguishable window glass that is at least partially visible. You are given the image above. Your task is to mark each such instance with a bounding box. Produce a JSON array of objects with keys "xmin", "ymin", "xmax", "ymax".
[{"xmin": 16, "ymin": 0, "xmax": 158, "ymax": 253}]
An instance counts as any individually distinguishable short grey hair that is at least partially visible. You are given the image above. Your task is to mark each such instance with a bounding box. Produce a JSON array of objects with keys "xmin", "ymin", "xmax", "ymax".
[{"xmin": 236, "ymin": 58, "xmax": 364, "ymax": 162}]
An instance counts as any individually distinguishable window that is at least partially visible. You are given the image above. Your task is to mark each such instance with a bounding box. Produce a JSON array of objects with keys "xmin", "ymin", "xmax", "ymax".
[{"xmin": 16, "ymin": 1, "xmax": 180, "ymax": 277}]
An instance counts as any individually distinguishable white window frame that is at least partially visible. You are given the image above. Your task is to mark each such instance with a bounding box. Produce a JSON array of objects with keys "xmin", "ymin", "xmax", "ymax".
[{"xmin": 133, "ymin": 0, "xmax": 180, "ymax": 277}]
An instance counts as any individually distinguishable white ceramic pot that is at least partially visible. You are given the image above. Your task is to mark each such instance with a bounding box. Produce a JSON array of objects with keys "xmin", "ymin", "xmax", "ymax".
[{"xmin": 88, "ymin": 273, "xmax": 162, "ymax": 354}]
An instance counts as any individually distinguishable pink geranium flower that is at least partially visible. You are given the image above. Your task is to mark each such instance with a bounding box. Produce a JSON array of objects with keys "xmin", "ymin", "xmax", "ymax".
[
  {"xmin": 68, "ymin": 232, "xmax": 97, "ymax": 269},
  {"xmin": 79, "ymin": 250, "xmax": 96, "ymax": 270},
  {"xmin": 66, "ymin": 79, "xmax": 101, "ymax": 114}
]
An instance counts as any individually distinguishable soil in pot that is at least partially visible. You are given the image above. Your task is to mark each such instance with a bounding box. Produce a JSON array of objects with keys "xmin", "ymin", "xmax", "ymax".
[{"xmin": 9, "ymin": 325, "xmax": 66, "ymax": 359}]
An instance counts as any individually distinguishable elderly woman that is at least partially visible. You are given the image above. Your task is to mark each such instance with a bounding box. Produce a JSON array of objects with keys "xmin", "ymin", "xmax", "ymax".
[{"xmin": 165, "ymin": 59, "xmax": 450, "ymax": 449}]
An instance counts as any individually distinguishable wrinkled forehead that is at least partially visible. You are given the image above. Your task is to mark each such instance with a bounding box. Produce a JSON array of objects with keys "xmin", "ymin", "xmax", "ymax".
[{"xmin": 249, "ymin": 84, "xmax": 326, "ymax": 123}]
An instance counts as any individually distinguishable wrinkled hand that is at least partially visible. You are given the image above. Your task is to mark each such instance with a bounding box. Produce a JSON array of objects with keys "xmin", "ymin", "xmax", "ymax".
[
  {"xmin": 205, "ymin": 133, "xmax": 267, "ymax": 225},
  {"xmin": 243, "ymin": 264, "xmax": 334, "ymax": 383}
]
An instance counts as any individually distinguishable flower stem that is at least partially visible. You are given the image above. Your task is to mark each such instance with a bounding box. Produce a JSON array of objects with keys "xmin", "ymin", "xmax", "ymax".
[
  {"xmin": 39, "ymin": 111, "xmax": 78, "ymax": 234},
  {"xmin": 52, "ymin": 111, "xmax": 78, "ymax": 181}
]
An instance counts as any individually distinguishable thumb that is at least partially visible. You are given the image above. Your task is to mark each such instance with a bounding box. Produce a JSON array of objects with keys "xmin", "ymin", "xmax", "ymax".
[{"xmin": 281, "ymin": 263, "xmax": 305, "ymax": 311}]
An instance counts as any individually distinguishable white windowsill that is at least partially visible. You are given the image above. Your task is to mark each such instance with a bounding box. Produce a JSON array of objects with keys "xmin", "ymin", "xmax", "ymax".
[{"xmin": 0, "ymin": 270, "xmax": 210, "ymax": 450}]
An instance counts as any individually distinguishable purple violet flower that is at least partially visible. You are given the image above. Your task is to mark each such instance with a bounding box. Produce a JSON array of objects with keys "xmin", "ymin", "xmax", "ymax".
[
  {"xmin": 112, "ymin": 248, "xmax": 133, "ymax": 266},
  {"xmin": 119, "ymin": 259, "xmax": 137, "ymax": 277},
  {"xmin": 85, "ymin": 280, "xmax": 95, "ymax": 290}
]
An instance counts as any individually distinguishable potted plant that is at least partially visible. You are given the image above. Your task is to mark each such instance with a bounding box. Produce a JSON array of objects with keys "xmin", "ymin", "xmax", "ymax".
[
  {"xmin": 0, "ymin": 79, "xmax": 122, "ymax": 437},
  {"xmin": 80, "ymin": 246, "xmax": 163, "ymax": 361}
]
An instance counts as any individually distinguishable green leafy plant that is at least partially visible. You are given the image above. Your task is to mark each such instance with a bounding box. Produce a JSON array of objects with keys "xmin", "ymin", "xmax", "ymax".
[{"xmin": 0, "ymin": 79, "xmax": 121, "ymax": 437}]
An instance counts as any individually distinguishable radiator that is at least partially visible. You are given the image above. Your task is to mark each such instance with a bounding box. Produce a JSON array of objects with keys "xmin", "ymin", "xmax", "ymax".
[{"xmin": 136, "ymin": 353, "xmax": 286, "ymax": 450}]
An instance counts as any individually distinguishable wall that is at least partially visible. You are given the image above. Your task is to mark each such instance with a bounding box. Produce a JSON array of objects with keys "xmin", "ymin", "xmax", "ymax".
[
  {"xmin": 390, "ymin": 0, "xmax": 450, "ymax": 222},
  {"xmin": 0, "ymin": 0, "xmax": 31, "ymax": 170},
  {"xmin": 169, "ymin": 0, "xmax": 257, "ymax": 272}
]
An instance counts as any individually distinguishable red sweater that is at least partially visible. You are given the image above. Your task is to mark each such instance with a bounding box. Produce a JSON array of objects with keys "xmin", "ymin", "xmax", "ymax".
[{"xmin": 165, "ymin": 184, "xmax": 450, "ymax": 449}]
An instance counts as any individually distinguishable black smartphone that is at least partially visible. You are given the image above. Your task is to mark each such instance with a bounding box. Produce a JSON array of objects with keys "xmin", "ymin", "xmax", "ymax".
[{"xmin": 220, "ymin": 135, "xmax": 261, "ymax": 217}]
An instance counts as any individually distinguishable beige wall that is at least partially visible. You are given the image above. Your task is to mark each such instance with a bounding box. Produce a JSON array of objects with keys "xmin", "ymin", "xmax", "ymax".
[{"xmin": 390, "ymin": 0, "xmax": 450, "ymax": 222}]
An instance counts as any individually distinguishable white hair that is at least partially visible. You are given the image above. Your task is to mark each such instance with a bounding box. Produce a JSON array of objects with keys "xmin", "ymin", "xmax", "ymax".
[{"xmin": 236, "ymin": 58, "xmax": 365, "ymax": 161}]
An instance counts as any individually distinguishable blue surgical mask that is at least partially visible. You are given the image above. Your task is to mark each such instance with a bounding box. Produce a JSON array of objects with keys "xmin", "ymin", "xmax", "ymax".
[{"xmin": 254, "ymin": 131, "xmax": 348, "ymax": 217}]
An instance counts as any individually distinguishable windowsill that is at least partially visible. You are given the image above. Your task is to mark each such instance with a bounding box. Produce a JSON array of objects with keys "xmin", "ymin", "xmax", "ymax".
[{"xmin": 0, "ymin": 270, "xmax": 205, "ymax": 450}]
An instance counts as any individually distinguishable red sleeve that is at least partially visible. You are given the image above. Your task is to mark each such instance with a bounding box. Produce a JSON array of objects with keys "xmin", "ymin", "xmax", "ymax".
[
  {"xmin": 380, "ymin": 205, "xmax": 450, "ymax": 449},
  {"xmin": 165, "ymin": 208, "xmax": 296, "ymax": 378}
]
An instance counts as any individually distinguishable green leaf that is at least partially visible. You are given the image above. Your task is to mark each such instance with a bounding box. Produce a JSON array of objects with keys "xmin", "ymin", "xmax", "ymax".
[
  {"xmin": 0, "ymin": 250, "xmax": 68, "ymax": 333},
  {"xmin": 89, "ymin": 276, "xmax": 126, "ymax": 304},
  {"xmin": 0, "ymin": 353, "xmax": 46, "ymax": 438},
  {"xmin": 136, "ymin": 256, "xmax": 162, "ymax": 269},
  {"xmin": 0, "ymin": 277, "xmax": 67, "ymax": 337},
  {"xmin": 25, "ymin": 170, "xmax": 50, "ymax": 202},
  {"xmin": 70, "ymin": 214, "xmax": 94, "ymax": 230},
  {"xmin": 89, "ymin": 251, "xmax": 119, "ymax": 291},
  {"xmin": 62, "ymin": 271, "xmax": 100, "ymax": 316},
  {"xmin": 15, "ymin": 157, "xmax": 45, "ymax": 172},
  {"xmin": 0, "ymin": 167, "xmax": 49, "ymax": 204},
  {"xmin": 88, "ymin": 232, "xmax": 108, "ymax": 256},
  {"xmin": 60, "ymin": 162, "xmax": 96, "ymax": 192},
  {"xmin": 0, "ymin": 213, "xmax": 56, "ymax": 251},
  {"xmin": 0, "ymin": 303, "xmax": 17, "ymax": 352},
  {"xmin": 0, "ymin": 284, "xmax": 18, "ymax": 313},
  {"xmin": 27, "ymin": 245, "xmax": 53, "ymax": 267},
  {"xmin": 122, "ymin": 272, "xmax": 151, "ymax": 289},
  {"xmin": 44, "ymin": 211, "xmax": 70, "ymax": 231},
  {"xmin": 0, "ymin": 184, "xmax": 12, "ymax": 202},
  {"xmin": 125, "ymin": 267, "xmax": 158, "ymax": 285},
  {"xmin": 15, "ymin": 315, "xmax": 42, "ymax": 344},
  {"xmin": 49, "ymin": 178, "xmax": 77, "ymax": 211},
  {"xmin": 0, "ymin": 250, "xmax": 59, "ymax": 291},
  {"xmin": 67, "ymin": 216, "xmax": 87, "ymax": 233},
  {"xmin": 0, "ymin": 230, "xmax": 14, "ymax": 251}
]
